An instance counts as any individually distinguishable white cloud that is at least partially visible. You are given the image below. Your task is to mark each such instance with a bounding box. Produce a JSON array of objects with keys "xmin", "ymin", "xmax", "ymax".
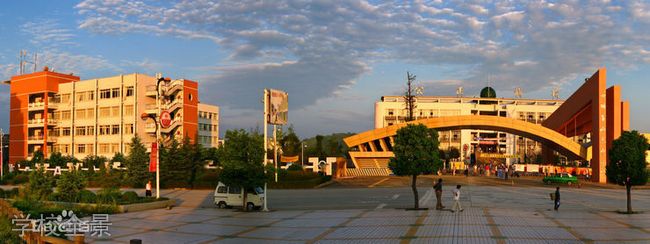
[{"xmin": 73, "ymin": 0, "xmax": 650, "ymax": 124}]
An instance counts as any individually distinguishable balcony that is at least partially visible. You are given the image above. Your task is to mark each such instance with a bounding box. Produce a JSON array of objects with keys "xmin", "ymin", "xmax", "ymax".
[
  {"xmin": 161, "ymin": 117, "xmax": 182, "ymax": 133},
  {"xmin": 166, "ymin": 98, "xmax": 183, "ymax": 113},
  {"xmin": 27, "ymin": 136, "xmax": 44, "ymax": 144},
  {"xmin": 28, "ymin": 102, "xmax": 45, "ymax": 111},
  {"xmin": 28, "ymin": 118, "xmax": 44, "ymax": 127},
  {"xmin": 145, "ymin": 85, "xmax": 158, "ymax": 97},
  {"xmin": 145, "ymin": 104, "xmax": 158, "ymax": 114}
]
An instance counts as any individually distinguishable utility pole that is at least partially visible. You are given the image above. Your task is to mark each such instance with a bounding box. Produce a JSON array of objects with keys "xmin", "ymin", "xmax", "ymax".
[
  {"xmin": 1, "ymin": 128, "xmax": 4, "ymax": 179},
  {"xmin": 273, "ymin": 124, "xmax": 278, "ymax": 182},
  {"xmin": 262, "ymin": 89, "xmax": 269, "ymax": 211}
]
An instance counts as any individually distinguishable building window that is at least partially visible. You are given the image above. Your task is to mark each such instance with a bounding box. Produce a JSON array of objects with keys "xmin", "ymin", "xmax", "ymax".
[
  {"xmin": 111, "ymin": 106, "xmax": 120, "ymax": 117},
  {"xmin": 76, "ymin": 109, "xmax": 86, "ymax": 119},
  {"xmin": 124, "ymin": 124, "xmax": 133, "ymax": 134},
  {"xmin": 99, "ymin": 144, "xmax": 110, "ymax": 154},
  {"xmin": 124, "ymin": 105, "xmax": 134, "ymax": 116},
  {"xmin": 60, "ymin": 94, "xmax": 70, "ymax": 103},
  {"xmin": 99, "ymin": 89, "xmax": 111, "ymax": 99},
  {"xmin": 60, "ymin": 111, "xmax": 71, "ymax": 120},
  {"xmin": 75, "ymin": 126, "xmax": 86, "ymax": 136},
  {"xmin": 111, "ymin": 144, "xmax": 119, "ymax": 154},
  {"xmin": 111, "ymin": 88, "xmax": 120, "ymax": 98},
  {"xmin": 126, "ymin": 86, "xmax": 134, "ymax": 97},
  {"xmin": 99, "ymin": 125, "xmax": 110, "ymax": 135},
  {"xmin": 99, "ymin": 107, "xmax": 110, "ymax": 117},
  {"xmin": 61, "ymin": 127, "xmax": 71, "ymax": 136},
  {"xmin": 86, "ymin": 109, "xmax": 94, "ymax": 118},
  {"xmin": 76, "ymin": 92, "xmax": 86, "ymax": 102},
  {"xmin": 77, "ymin": 144, "xmax": 86, "ymax": 154},
  {"xmin": 111, "ymin": 125, "xmax": 120, "ymax": 135},
  {"xmin": 88, "ymin": 91, "xmax": 94, "ymax": 100},
  {"xmin": 87, "ymin": 126, "xmax": 94, "ymax": 135}
]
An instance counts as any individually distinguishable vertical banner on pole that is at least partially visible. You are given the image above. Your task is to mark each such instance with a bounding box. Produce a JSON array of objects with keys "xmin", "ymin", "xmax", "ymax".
[{"xmin": 149, "ymin": 143, "xmax": 158, "ymax": 172}]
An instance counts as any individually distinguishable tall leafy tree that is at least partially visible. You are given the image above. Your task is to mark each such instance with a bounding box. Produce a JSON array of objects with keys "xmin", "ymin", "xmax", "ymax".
[
  {"xmin": 315, "ymin": 135, "xmax": 325, "ymax": 157},
  {"xmin": 159, "ymin": 138, "xmax": 181, "ymax": 186},
  {"xmin": 389, "ymin": 124, "xmax": 442, "ymax": 209},
  {"xmin": 125, "ymin": 135, "xmax": 150, "ymax": 187},
  {"xmin": 448, "ymin": 147, "xmax": 461, "ymax": 160},
  {"xmin": 606, "ymin": 130, "xmax": 649, "ymax": 214},
  {"xmin": 280, "ymin": 125, "xmax": 301, "ymax": 156},
  {"xmin": 46, "ymin": 152, "xmax": 67, "ymax": 167},
  {"xmin": 218, "ymin": 129, "xmax": 266, "ymax": 211}
]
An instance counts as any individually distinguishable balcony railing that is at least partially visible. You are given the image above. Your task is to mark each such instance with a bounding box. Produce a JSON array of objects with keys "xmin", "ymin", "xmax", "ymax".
[{"xmin": 28, "ymin": 102, "xmax": 45, "ymax": 110}]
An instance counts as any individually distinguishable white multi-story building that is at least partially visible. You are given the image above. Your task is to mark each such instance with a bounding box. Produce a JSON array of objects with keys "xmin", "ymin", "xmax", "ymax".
[
  {"xmin": 6, "ymin": 68, "xmax": 220, "ymax": 163},
  {"xmin": 375, "ymin": 87, "xmax": 564, "ymax": 160}
]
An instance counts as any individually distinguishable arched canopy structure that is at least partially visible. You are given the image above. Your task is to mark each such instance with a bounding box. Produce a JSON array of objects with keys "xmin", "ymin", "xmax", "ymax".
[{"xmin": 344, "ymin": 115, "xmax": 588, "ymax": 174}]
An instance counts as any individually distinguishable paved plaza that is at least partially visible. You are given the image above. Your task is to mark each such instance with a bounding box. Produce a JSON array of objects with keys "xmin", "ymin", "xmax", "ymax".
[{"xmin": 85, "ymin": 184, "xmax": 650, "ymax": 243}]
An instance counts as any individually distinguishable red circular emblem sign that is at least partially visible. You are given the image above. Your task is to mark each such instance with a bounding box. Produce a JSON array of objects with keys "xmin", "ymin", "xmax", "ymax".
[{"xmin": 160, "ymin": 111, "xmax": 172, "ymax": 128}]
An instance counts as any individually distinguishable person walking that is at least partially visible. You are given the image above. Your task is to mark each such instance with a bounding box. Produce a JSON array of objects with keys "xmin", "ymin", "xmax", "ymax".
[
  {"xmin": 451, "ymin": 185, "xmax": 463, "ymax": 213},
  {"xmin": 146, "ymin": 180, "xmax": 152, "ymax": 197},
  {"xmin": 433, "ymin": 179, "xmax": 445, "ymax": 210},
  {"xmin": 554, "ymin": 187, "xmax": 561, "ymax": 211}
]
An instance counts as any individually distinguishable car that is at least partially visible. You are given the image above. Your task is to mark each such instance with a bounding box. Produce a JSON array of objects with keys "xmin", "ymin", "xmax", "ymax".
[
  {"xmin": 214, "ymin": 182, "xmax": 265, "ymax": 211},
  {"xmin": 543, "ymin": 173, "xmax": 578, "ymax": 185}
]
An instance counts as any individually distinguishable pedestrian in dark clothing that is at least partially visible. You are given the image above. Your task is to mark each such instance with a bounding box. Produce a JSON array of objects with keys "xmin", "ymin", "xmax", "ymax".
[
  {"xmin": 433, "ymin": 179, "xmax": 444, "ymax": 210},
  {"xmin": 554, "ymin": 187, "xmax": 561, "ymax": 211}
]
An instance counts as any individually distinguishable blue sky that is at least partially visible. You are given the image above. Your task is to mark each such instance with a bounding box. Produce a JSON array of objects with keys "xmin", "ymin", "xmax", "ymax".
[{"xmin": 1, "ymin": 0, "xmax": 650, "ymax": 139}]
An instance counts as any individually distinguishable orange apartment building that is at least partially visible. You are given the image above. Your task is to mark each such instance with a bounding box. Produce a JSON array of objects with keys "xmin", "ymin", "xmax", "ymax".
[{"xmin": 4, "ymin": 67, "xmax": 220, "ymax": 164}]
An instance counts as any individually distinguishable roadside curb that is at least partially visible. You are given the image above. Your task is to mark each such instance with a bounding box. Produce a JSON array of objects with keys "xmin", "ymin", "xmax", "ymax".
[{"xmin": 314, "ymin": 180, "xmax": 336, "ymax": 188}]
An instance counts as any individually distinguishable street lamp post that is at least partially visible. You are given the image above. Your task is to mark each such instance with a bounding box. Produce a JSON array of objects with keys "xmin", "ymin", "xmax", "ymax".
[
  {"xmin": 0, "ymin": 128, "xmax": 4, "ymax": 179},
  {"xmin": 301, "ymin": 142, "xmax": 307, "ymax": 166}
]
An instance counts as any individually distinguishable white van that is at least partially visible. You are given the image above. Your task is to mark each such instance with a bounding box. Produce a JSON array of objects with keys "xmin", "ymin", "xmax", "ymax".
[{"xmin": 214, "ymin": 182, "xmax": 265, "ymax": 211}]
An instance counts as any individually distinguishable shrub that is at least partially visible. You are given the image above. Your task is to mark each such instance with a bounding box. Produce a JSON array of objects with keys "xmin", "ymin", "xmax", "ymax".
[
  {"xmin": 0, "ymin": 188, "xmax": 4, "ymax": 198},
  {"xmin": 121, "ymin": 191, "xmax": 139, "ymax": 203},
  {"xmin": 47, "ymin": 192, "xmax": 62, "ymax": 201},
  {"xmin": 77, "ymin": 190, "xmax": 97, "ymax": 203},
  {"xmin": 0, "ymin": 215, "xmax": 22, "ymax": 243},
  {"xmin": 96, "ymin": 188, "xmax": 122, "ymax": 204},
  {"xmin": 13, "ymin": 174, "xmax": 29, "ymax": 184},
  {"xmin": 56, "ymin": 171, "xmax": 86, "ymax": 202},
  {"xmin": 6, "ymin": 188, "xmax": 19, "ymax": 199},
  {"xmin": 25, "ymin": 169, "xmax": 54, "ymax": 200},
  {"xmin": 287, "ymin": 164, "xmax": 303, "ymax": 171}
]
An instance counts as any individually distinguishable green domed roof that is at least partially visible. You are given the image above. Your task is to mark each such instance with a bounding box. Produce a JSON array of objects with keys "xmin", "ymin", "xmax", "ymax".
[{"xmin": 480, "ymin": 87, "xmax": 496, "ymax": 98}]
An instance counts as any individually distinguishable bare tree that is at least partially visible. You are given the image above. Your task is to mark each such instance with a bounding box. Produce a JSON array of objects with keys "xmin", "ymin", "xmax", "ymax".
[{"xmin": 404, "ymin": 72, "xmax": 417, "ymax": 122}]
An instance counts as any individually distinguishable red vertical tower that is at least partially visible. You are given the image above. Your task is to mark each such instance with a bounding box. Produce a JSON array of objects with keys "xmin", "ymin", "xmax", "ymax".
[{"xmin": 8, "ymin": 67, "xmax": 79, "ymax": 164}]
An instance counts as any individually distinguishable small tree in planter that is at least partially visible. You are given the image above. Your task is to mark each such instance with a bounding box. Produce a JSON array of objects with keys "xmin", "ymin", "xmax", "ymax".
[
  {"xmin": 606, "ymin": 130, "xmax": 649, "ymax": 214},
  {"xmin": 218, "ymin": 129, "xmax": 266, "ymax": 211},
  {"xmin": 56, "ymin": 171, "xmax": 86, "ymax": 202},
  {"xmin": 389, "ymin": 124, "xmax": 442, "ymax": 210}
]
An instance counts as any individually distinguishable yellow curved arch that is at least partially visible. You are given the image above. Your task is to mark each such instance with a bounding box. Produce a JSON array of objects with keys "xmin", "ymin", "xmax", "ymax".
[{"xmin": 344, "ymin": 115, "xmax": 588, "ymax": 160}]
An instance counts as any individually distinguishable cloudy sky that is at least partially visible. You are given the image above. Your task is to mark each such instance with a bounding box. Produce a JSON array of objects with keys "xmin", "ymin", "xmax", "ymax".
[{"xmin": 1, "ymin": 0, "xmax": 650, "ymax": 138}]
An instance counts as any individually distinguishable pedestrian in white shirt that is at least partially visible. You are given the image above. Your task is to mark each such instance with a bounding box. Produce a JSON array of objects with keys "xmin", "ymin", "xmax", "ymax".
[{"xmin": 451, "ymin": 185, "xmax": 463, "ymax": 213}]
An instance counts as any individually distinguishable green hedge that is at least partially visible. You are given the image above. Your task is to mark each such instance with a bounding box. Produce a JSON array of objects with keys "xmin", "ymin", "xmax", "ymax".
[
  {"xmin": 268, "ymin": 171, "xmax": 332, "ymax": 189},
  {"xmin": 0, "ymin": 215, "xmax": 22, "ymax": 244}
]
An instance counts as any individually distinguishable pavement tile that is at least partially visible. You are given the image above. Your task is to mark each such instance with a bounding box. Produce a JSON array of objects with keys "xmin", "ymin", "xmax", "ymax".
[
  {"xmin": 499, "ymin": 226, "xmax": 545, "ymax": 239},
  {"xmin": 572, "ymin": 227, "xmax": 650, "ymax": 241},
  {"xmin": 113, "ymin": 219, "xmax": 185, "ymax": 230},
  {"xmin": 165, "ymin": 223, "xmax": 250, "ymax": 236},
  {"xmin": 556, "ymin": 218, "xmax": 626, "ymax": 228},
  {"xmin": 364, "ymin": 210, "xmax": 425, "ymax": 218},
  {"xmin": 204, "ymin": 217, "xmax": 281, "ymax": 226},
  {"xmin": 317, "ymin": 239, "xmax": 401, "ymax": 244},
  {"xmin": 241, "ymin": 226, "xmax": 328, "ymax": 240},
  {"xmin": 235, "ymin": 210, "xmax": 307, "ymax": 219},
  {"xmin": 412, "ymin": 237, "xmax": 497, "ymax": 244},
  {"xmin": 325, "ymin": 226, "xmax": 410, "ymax": 239},
  {"xmin": 532, "ymin": 227, "xmax": 578, "ymax": 240},
  {"xmin": 422, "ymin": 215, "xmax": 457, "ymax": 225},
  {"xmin": 505, "ymin": 239, "xmax": 582, "ymax": 244},
  {"xmin": 593, "ymin": 241, "xmax": 650, "ymax": 244},
  {"xmin": 492, "ymin": 216, "xmax": 529, "ymax": 226},
  {"xmin": 347, "ymin": 216, "xmax": 419, "ymax": 226},
  {"xmin": 211, "ymin": 238, "xmax": 304, "ymax": 244},
  {"xmin": 145, "ymin": 213, "xmax": 219, "ymax": 223},
  {"xmin": 85, "ymin": 226, "xmax": 148, "ymax": 242},
  {"xmin": 297, "ymin": 210, "xmax": 365, "ymax": 219},
  {"xmin": 415, "ymin": 225, "xmax": 455, "ymax": 237},
  {"xmin": 114, "ymin": 230, "xmax": 215, "ymax": 243},
  {"xmin": 272, "ymin": 217, "xmax": 348, "ymax": 228},
  {"xmin": 454, "ymin": 225, "xmax": 493, "ymax": 237}
]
